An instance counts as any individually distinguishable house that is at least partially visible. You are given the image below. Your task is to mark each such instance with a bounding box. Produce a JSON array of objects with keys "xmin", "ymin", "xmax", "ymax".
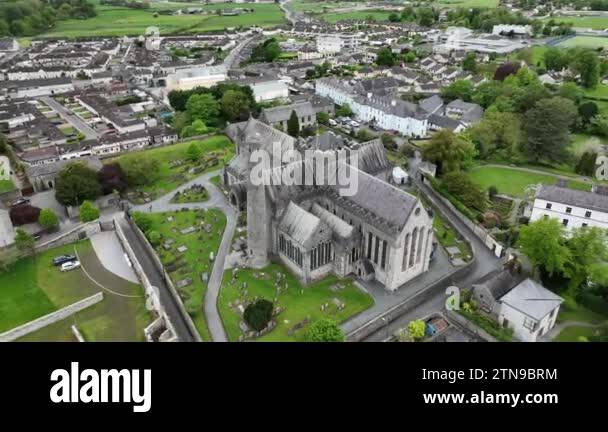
[
  {"xmin": 445, "ymin": 99, "xmax": 484, "ymax": 125},
  {"xmin": 0, "ymin": 77, "xmax": 74, "ymax": 100},
  {"xmin": 25, "ymin": 157, "xmax": 103, "ymax": 192},
  {"xmin": 165, "ymin": 65, "xmax": 227, "ymax": 92},
  {"xmin": 249, "ymin": 80, "xmax": 289, "ymax": 102},
  {"xmin": 530, "ymin": 185, "xmax": 608, "ymax": 231},
  {"xmin": 260, "ymin": 101, "xmax": 316, "ymax": 131},
  {"xmin": 472, "ymin": 269, "xmax": 563, "ymax": 342}
]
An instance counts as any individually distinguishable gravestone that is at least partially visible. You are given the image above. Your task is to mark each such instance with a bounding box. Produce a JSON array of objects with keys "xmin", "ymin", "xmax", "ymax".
[{"xmin": 176, "ymin": 278, "xmax": 193, "ymax": 288}]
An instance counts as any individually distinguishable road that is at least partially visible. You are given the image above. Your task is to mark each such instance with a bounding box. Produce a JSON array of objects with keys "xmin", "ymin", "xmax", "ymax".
[
  {"xmin": 223, "ymin": 34, "xmax": 263, "ymax": 71},
  {"xmin": 116, "ymin": 214, "xmax": 197, "ymax": 342},
  {"xmin": 280, "ymin": 0, "xmax": 305, "ymax": 26},
  {"xmin": 358, "ymin": 156, "xmax": 503, "ymax": 341},
  {"xmin": 132, "ymin": 170, "xmax": 236, "ymax": 342},
  {"xmin": 40, "ymin": 96, "xmax": 98, "ymax": 140}
]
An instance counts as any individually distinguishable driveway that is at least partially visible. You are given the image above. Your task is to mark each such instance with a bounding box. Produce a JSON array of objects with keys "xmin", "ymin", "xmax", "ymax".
[
  {"xmin": 90, "ymin": 231, "xmax": 139, "ymax": 284},
  {"xmin": 40, "ymin": 96, "xmax": 98, "ymax": 140}
]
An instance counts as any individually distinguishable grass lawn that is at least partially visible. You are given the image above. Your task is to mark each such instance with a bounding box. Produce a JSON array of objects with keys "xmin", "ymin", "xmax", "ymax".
[
  {"xmin": 170, "ymin": 184, "xmax": 209, "ymax": 203},
  {"xmin": 218, "ymin": 263, "xmax": 374, "ymax": 341},
  {"xmin": 145, "ymin": 209, "xmax": 226, "ymax": 341},
  {"xmin": 0, "ymin": 240, "xmax": 150, "ymax": 341},
  {"xmin": 554, "ymin": 325, "xmax": 602, "ymax": 342},
  {"xmin": 544, "ymin": 16, "xmax": 608, "ymax": 31},
  {"xmin": 557, "ymin": 293, "xmax": 607, "ymax": 324},
  {"xmin": 210, "ymin": 175, "xmax": 222, "ymax": 186},
  {"xmin": 432, "ymin": 209, "xmax": 472, "ymax": 260},
  {"xmin": 40, "ymin": 3, "xmax": 284, "ymax": 38},
  {"xmin": 557, "ymin": 35, "xmax": 608, "ymax": 49},
  {"xmin": 434, "ymin": 0, "xmax": 499, "ymax": 7},
  {"xmin": 0, "ymin": 179, "xmax": 15, "ymax": 193},
  {"xmin": 59, "ymin": 126, "xmax": 77, "ymax": 137},
  {"xmin": 322, "ymin": 11, "xmax": 391, "ymax": 23},
  {"xmin": 467, "ymin": 166, "xmax": 591, "ymax": 198},
  {"xmin": 583, "ymin": 84, "xmax": 608, "ymax": 100},
  {"xmin": 110, "ymin": 135, "xmax": 234, "ymax": 203}
]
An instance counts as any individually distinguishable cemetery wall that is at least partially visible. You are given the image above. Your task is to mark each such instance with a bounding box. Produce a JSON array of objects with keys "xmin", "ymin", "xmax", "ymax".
[{"xmin": 35, "ymin": 221, "xmax": 102, "ymax": 253}]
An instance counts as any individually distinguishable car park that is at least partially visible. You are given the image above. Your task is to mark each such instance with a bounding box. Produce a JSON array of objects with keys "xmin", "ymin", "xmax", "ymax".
[
  {"xmin": 60, "ymin": 261, "xmax": 81, "ymax": 272},
  {"xmin": 53, "ymin": 255, "xmax": 77, "ymax": 266}
]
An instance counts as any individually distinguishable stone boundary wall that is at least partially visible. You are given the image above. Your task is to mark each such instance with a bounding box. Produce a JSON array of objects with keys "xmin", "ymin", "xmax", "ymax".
[
  {"xmin": 124, "ymin": 215, "xmax": 203, "ymax": 342},
  {"xmin": 35, "ymin": 221, "xmax": 101, "ymax": 254},
  {"xmin": 421, "ymin": 179, "xmax": 504, "ymax": 258},
  {"xmin": 347, "ymin": 259, "xmax": 475, "ymax": 342},
  {"xmin": 0, "ymin": 292, "xmax": 103, "ymax": 342},
  {"xmin": 445, "ymin": 309, "xmax": 498, "ymax": 342}
]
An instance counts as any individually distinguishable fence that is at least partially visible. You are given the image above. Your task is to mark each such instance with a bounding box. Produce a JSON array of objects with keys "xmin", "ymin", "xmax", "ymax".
[{"xmin": 0, "ymin": 292, "xmax": 103, "ymax": 342}]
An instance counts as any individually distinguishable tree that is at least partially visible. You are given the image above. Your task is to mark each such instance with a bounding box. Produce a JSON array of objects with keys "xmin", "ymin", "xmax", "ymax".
[
  {"xmin": 14, "ymin": 229, "xmax": 35, "ymax": 255},
  {"xmin": 572, "ymin": 49, "xmax": 600, "ymax": 88},
  {"xmin": 518, "ymin": 218, "xmax": 570, "ymax": 276},
  {"xmin": 186, "ymin": 142, "xmax": 202, "ymax": 162},
  {"xmin": 172, "ymin": 111, "xmax": 191, "ymax": 135},
  {"xmin": 221, "ymin": 89, "xmax": 254, "ymax": 121},
  {"xmin": 417, "ymin": 7, "xmax": 435, "ymax": 27},
  {"xmin": 97, "ymin": 163, "xmax": 127, "ymax": 195},
  {"xmin": 243, "ymin": 299, "xmax": 273, "ymax": 332},
  {"xmin": 544, "ymin": 47, "xmax": 569, "ymax": 71},
  {"xmin": 10, "ymin": 204, "xmax": 41, "ymax": 226},
  {"xmin": 119, "ymin": 156, "xmax": 161, "ymax": 187},
  {"xmin": 305, "ymin": 319, "xmax": 345, "ymax": 342},
  {"xmin": 564, "ymin": 226, "xmax": 608, "ymax": 291},
  {"xmin": 316, "ymin": 111, "xmax": 329, "ymax": 125},
  {"xmin": 388, "ymin": 12, "xmax": 400, "ymax": 22},
  {"xmin": 55, "ymin": 162, "xmax": 101, "ymax": 206},
  {"xmin": 576, "ymin": 151, "xmax": 598, "ymax": 176},
  {"xmin": 286, "ymin": 110, "xmax": 300, "ymax": 137},
  {"xmin": 132, "ymin": 212, "xmax": 153, "ymax": 232},
  {"xmin": 494, "ymin": 62, "xmax": 520, "ymax": 81},
  {"xmin": 336, "ymin": 104, "xmax": 353, "ymax": 117},
  {"xmin": 468, "ymin": 110, "xmax": 522, "ymax": 160},
  {"xmin": 376, "ymin": 47, "xmax": 396, "ymax": 67},
  {"xmin": 422, "ymin": 129, "xmax": 476, "ymax": 174},
  {"xmin": 79, "ymin": 200, "xmax": 99, "ymax": 222},
  {"xmin": 558, "ymin": 82, "xmax": 584, "ymax": 104},
  {"xmin": 38, "ymin": 208, "xmax": 59, "ymax": 231},
  {"xmin": 462, "ymin": 52, "xmax": 477, "ymax": 73},
  {"xmin": 579, "ymin": 101, "xmax": 599, "ymax": 125},
  {"xmin": 441, "ymin": 79, "xmax": 474, "ymax": 102},
  {"xmin": 407, "ymin": 319, "xmax": 426, "ymax": 341},
  {"xmin": 185, "ymin": 93, "xmax": 220, "ymax": 124},
  {"xmin": 181, "ymin": 119, "xmax": 209, "ymax": 138},
  {"xmin": 522, "ymin": 97, "xmax": 577, "ymax": 163},
  {"xmin": 147, "ymin": 230, "xmax": 162, "ymax": 246},
  {"xmin": 442, "ymin": 171, "xmax": 487, "ymax": 212},
  {"xmin": 591, "ymin": 113, "xmax": 608, "ymax": 137}
]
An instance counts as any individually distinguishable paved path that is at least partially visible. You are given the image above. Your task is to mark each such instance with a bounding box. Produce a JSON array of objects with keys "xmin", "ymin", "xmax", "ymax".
[
  {"xmin": 90, "ymin": 231, "xmax": 139, "ymax": 284},
  {"xmin": 40, "ymin": 96, "xmax": 98, "ymax": 140},
  {"xmin": 132, "ymin": 170, "xmax": 236, "ymax": 342}
]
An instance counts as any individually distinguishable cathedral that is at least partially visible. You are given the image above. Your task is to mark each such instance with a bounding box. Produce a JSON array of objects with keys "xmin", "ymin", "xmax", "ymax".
[{"xmin": 223, "ymin": 118, "xmax": 434, "ymax": 292}]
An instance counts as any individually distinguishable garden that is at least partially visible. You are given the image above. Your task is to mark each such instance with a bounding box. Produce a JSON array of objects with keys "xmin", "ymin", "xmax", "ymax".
[
  {"xmin": 136, "ymin": 208, "xmax": 227, "ymax": 341},
  {"xmin": 0, "ymin": 240, "xmax": 150, "ymax": 341},
  {"xmin": 218, "ymin": 263, "xmax": 374, "ymax": 342}
]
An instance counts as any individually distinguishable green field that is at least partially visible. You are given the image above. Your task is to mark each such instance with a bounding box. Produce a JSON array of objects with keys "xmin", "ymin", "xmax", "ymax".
[
  {"xmin": 557, "ymin": 35, "xmax": 608, "ymax": 49},
  {"xmin": 0, "ymin": 179, "xmax": 15, "ymax": 193},
  {"xmin": 583, "ymin": 84, "xmax": 608, "ymax": 100},
  {"xmin": 218, "ymin": 263, "xmax": 374, "ymax": 341},
  {"xmin": 145, "ymin": 209, "xmax": 226, "ymax": 341},
  {"xmin": 467, "ymin": 166, "xmax": 592, "ymax": 198},
  {"xmin": 40, "ymin": 2, "xmax": 285, "ymax": 38},
  {"xmin": 544, "ymin": 16, "xmax": 608, "ymax": 31},
  {"xmin": 0, "ymin": 240, "xmax": 150, "ymax": 341},
  {"xmin": 323, "ymin": 10, "xmax": 391, "ymax": 23},
  {"xmin": 433, "ymin": 0, "xmax": 499, "ymax": 7},
  {"xmin": 110, "ymin": 135, "xmax": 234, "ymax": 203}
]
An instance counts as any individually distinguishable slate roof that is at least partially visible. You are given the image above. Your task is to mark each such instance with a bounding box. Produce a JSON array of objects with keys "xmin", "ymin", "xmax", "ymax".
[
  {"xmin": 278, "ymin": 201, "xmax": 325, "ymax": 248},
  {"xmin": 25, "ymin": 157, "xmax": 102, "ymax": 178},
  {"xmin": 537, "ymin": 185, "xmax": 608, "ymax": 213},
  {"xmin": 428, "ymin": 113, "xmax": 462, "ymax": 130},
  {"xmin": 260, "ymin": 101, "xmax": 315, "ymax": 125},
  {"xmin": 419, "ymin": 95, "xmax": 444, "ymax": 114},
  {"xmin": 500, "ymin": 278, "xmax": 563, "ymax": 321}
]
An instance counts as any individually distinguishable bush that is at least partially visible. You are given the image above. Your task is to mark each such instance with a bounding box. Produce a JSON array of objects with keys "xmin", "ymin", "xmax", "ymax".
[
  {"xmin": 305, "ymin": 319, "xmax": 345, "ymax": 342},
  {"xmin": 243, "ymin": 299, "xmax": 274, "ymax": 331},
  {"xmin": 407, "ymin": 319, "xmax": 426, "ymax": 341},
  {"xmin": 132, "ymin": 212, "xmax": 153, "ymax": 232},
  {"xmin": 147, "ymin": 230, "xmax": 162, "ymax": 246},
  {"xmin": 38, "ymin": 208, "xmax": 59, "ymax": 230},
  {"xmin": 488, "ymin": 185, "xmax": 498, "ymax": 199},
  {"xmin": 79, "ymin": 200, "xmax": 99, "ymax": 222},
  {"xmin": 577, "ymin": 292, "xmax": 608, "ymax": 317}
]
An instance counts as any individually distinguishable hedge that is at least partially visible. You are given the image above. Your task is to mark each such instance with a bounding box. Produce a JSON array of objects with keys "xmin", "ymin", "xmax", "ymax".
[{"xmin": 577, "ymin": 292, "xmax": 608, "ymax": 318}]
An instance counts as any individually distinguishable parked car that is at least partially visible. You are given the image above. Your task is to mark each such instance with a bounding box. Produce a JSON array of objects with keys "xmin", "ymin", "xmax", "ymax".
[
  {"xmin": 328, "ymin": 119, "xmax": 338, "ymax": 127},
  {"xmin": 32, "ymin": 232, "xmax": 43, "ymax": 241},
  {"xmin": 10, "ymin": 197, "xmax": 30, "ymax": 207},
  {"xmin": 350, "ymin": 120, "xmax": 360, "ymax": 128},
  {"xmin": 53, "ymin": 255, "xmax": 77, "ymax": 266},
  {"xmin": 60, "ymin": 261, "xmax": 81, "ymax": 272}
]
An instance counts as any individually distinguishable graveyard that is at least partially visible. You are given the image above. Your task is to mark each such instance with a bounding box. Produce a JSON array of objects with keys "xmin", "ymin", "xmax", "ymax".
[
  {"xmin": 170, "ymin": 184, "xmax": 209, "ymax": 204},
  {"xmin": 218, "ymin": 263, "xmax": 374, "ymax": 342},
  {"xmin": 144, "ymin": 208, "xmax": 227, "ymax": 341}
]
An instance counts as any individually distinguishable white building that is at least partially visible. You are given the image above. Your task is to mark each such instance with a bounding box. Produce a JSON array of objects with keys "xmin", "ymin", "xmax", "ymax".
[
  {"xmin": 249, "ymin": 80, "xmax": 289, "ymax": 102},
  {"xmin": 497, "ymin": 279, "xmax": 563, "ymax": 342},
  {"xmin": 316, "ymin": 34, "xmax": 359, "ymax": 55},
  {"xmin": 492, "ymin": 24, "xmax": 533, "ymax": 37},
  {"xmin": 530, "ymin": 185, "xmax": 608, "ymax": 231},
  {"xmin": 315, "ymin": 77, "xmax": 429, "ymax": 137},
  {"xmin": 0, "ymin": 208, "xmax": 15, "ymax": 247},
  {"xmin": 434, "ymin": 26, "xmax": 529, "ymax": 55},
  {"xmin": 165, "ymin": 65, "xmax": 227, "ymax": 92}
]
